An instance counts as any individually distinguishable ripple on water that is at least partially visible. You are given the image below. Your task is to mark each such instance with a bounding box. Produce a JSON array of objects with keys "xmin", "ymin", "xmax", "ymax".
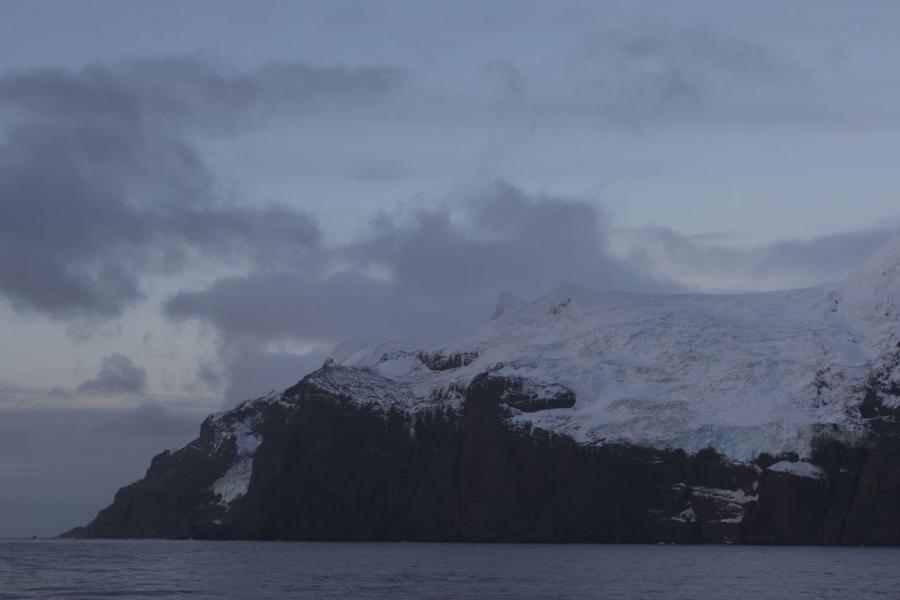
[{"xmin": 2, "ymin": 540, "xmax": 900, "ymax": 599}]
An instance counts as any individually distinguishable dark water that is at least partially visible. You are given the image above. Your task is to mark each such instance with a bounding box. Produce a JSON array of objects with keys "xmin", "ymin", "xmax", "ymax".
[{"xmin": 2, "ymin": 540, "xmax": 899, "ymax": 599}]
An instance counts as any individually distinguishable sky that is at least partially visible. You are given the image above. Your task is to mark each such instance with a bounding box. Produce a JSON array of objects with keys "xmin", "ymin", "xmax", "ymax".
[{"xmin": 3, "ymin": 0, "xmax": 900, "ymax": 537}]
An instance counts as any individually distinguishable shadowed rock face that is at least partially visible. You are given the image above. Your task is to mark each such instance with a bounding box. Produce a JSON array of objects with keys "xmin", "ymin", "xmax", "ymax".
[
  {"xmin": 471, "ymin": 371, "xmax": 576, "ymax": 413},
  {"xmin": 417, "ymin": 351, "xmax": 479, "ymax": 372},
  {"xmin": 63, "ymin": 367, "xmax": 900, "ymax": 545}
]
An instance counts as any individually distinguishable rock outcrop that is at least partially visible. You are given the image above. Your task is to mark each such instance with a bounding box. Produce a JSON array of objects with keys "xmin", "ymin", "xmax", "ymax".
[{"xmin": 64, "ymin": 365, "xmax": 900, "ymax": 545}]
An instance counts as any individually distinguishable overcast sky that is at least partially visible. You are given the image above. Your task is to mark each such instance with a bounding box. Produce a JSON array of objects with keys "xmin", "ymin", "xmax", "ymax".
[{"xmin": 3, "ymin": 0, "xmax": 900, "ymax": 537}]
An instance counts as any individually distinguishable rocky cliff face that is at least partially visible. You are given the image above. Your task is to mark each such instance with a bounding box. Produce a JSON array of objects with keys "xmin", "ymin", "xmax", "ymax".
[{"xmin": 65, "ymin": 362, "xmax": 900, "ymax": 545}]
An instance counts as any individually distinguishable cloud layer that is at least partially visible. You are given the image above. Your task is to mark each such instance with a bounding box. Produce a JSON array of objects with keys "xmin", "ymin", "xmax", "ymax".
[
  {"xmin": 2, "ymin": 46, "xmax": 893, "ymax": 412},
  {"xmin": 0, "ymin": 58, "xmax": 404, "ymax": 319},
  {"xmin": 566, "ymin": 25, "xmax": 803, "ymax": 126},
  {"xmin": 166, "ymin": 182, "xmax": 668, "ymax": 348},
  {"xmin": 76, "ymin": 354, "xmax": 148, "ymax": 395},
  {"xmin": 623, "ymin": 226, "xmax": 899, "ymax": 292}
]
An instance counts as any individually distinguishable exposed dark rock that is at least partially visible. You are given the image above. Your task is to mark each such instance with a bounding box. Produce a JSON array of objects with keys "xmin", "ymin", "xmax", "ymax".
[
  {"xmin": 417, "ymin": 350, "xmax": 479, "ymax": 371},
  {"xmin": 64, "ymin": 366, "xmax": 900, "ymax": 545},
  {"xmin": 839, "ymin": 435, "xmax": 900, "ymax": 545},
  {"xmin": 63, "ymin": 424, "xmax": 230, "ymax": 539},
  {"xmin": 470, "ymin": 371, "xmax": 576, "ymax": 413}
]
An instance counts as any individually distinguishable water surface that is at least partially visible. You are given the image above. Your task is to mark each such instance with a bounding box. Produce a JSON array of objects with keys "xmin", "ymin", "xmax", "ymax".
[{"xmin": 1, "ymin": 539, "xmax": 898, "ymax": 599}]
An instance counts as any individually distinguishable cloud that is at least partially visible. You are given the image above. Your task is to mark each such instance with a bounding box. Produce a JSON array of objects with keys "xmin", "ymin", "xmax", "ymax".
[
  {"xmin": 623, "ymin": 226, "xmax": 898, "ymax": 292},
  {"xmin": 351, "ymin": 182, "xmax": 658, "ymax": 297},
  {"xmin": 165, "ymin": 209, "xmax": 898, "ymax": 404},
  {"xmin": 480, "ymin": 60, "xmax": 527, "ymax": 110},
  {"xmin": 566, "ymin": 25, "xmax": 803, "ymax": 125},
  {"xmin": 166, "ymin": 179, "xmax": 895, "ymax": 361},
  {"xmin": 0, "ymin": 406, "xmax": 203, "ymax": 537},
  {"xmin": 77, "ymin": 353, "xmax": 148, "ymax": 395},
  {"xmin": 0, "ymin": 58, "xmax": 407, "ymax": 134},
  {"xmin": 94, "ymin": 402, "xmax": 200, "ymax": 437},
  {"xmin": 165, "ymin": 181, "xmax": 671, "ymax": 348},
  {"xmin": 221, "ymin": 347, "xmax": 331, "ymax": 408},
  {"xmin": 0, "ymin": 58, "xmax": 405, "ymax": 319}
]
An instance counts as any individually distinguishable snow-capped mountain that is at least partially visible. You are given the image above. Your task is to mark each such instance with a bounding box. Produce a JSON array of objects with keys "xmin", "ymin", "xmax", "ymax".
[
  {"xmin": 338, "ymin": 233, "xmax": 900, "ymax": 459},
  {"xmin": 65, "ymin": 235, "xmax": 900, "ymax": 545}
]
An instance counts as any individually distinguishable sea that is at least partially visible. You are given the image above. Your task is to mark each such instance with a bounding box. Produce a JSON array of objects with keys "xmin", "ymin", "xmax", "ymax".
[{"xmin": 1, "ymin": 539, "xmax": 898, "ymax": 599}]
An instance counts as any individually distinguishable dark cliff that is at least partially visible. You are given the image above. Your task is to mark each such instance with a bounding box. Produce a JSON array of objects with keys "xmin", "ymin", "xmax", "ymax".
[{"xmin": 64, "ymin": 366, "xmax": 900, "ymax": 545}]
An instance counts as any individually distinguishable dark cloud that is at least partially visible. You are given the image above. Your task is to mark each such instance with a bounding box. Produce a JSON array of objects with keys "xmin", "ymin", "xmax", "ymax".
[
  {"xmin": 352, "ymin": 182, "xmax": 651, "ymax": 297},
  {"xmin": 94, "ymin": 402, "xmax": 200, "ymax": 437},
  {"xmin": 567, "ymin": 25, "xmax": 802, "ymax": 125},
  {"xmin": 0, "ymin": 377, "xmax": 210, "ymax": 536},
  {"xmin": 625, "ymin": 226, "xmax": 898, "ymax": 292},
  {"xmin": 77, "ymin": 353, "xmax": 148, "ymax": 395},
  {"xmin": 195, "ymin": 362, "xmax": 224, "ymax": 393},
  {"xmin": 166, "ymin": 182, "xmax": 671, "ymax": 346},
  {"xmin": 221, "ymin": 347, "xmax": 331, "ymax": 408},
  {"xmin": 0, "ymin": 58, "xmax": 407, "ymax": 134},
  {"xmin": 0, "ymin": 58, "xmax": 405, "ymax": 319},
  {"xmin": 0, "ymin": 406, "xmax": 202, "ymax": 537}
]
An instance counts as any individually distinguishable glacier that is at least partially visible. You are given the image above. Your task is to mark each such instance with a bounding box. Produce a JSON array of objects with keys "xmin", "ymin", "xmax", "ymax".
[{"xmin": 334, "ymin": 234, "xmax": 900, "ymax": 461}]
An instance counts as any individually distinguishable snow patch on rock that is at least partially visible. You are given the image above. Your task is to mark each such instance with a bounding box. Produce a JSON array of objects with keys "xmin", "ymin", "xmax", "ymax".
[
  {"xmin": 232, "ymin": 421, "xmax": 262, "ymax": 456},
  {"xmin": 668, "ymin": 507, "xmax": 696, "ymax": 523},
  {"xmin": 306, "ymin": 364, "xmax": 418, "ymax": 409},
  {"xmin": 691, "ymin": 486, "xmax": 757, "ymax": 506},
  {"xmin": 212, "ymin": 458, "xmax": 254, "ymax": 506},
  {"xmin": 209, "ymin": 412, "xmax": 265, "ymax": 507},
  {"xmin": 768, "ymin": 461, "xmax": 826, "ymax": 479}
]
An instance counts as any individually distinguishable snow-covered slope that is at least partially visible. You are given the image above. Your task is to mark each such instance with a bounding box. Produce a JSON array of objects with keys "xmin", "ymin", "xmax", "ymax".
[{"xmin": 336, "ymin": 235, "xmax": 900, "ymax": 460}]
